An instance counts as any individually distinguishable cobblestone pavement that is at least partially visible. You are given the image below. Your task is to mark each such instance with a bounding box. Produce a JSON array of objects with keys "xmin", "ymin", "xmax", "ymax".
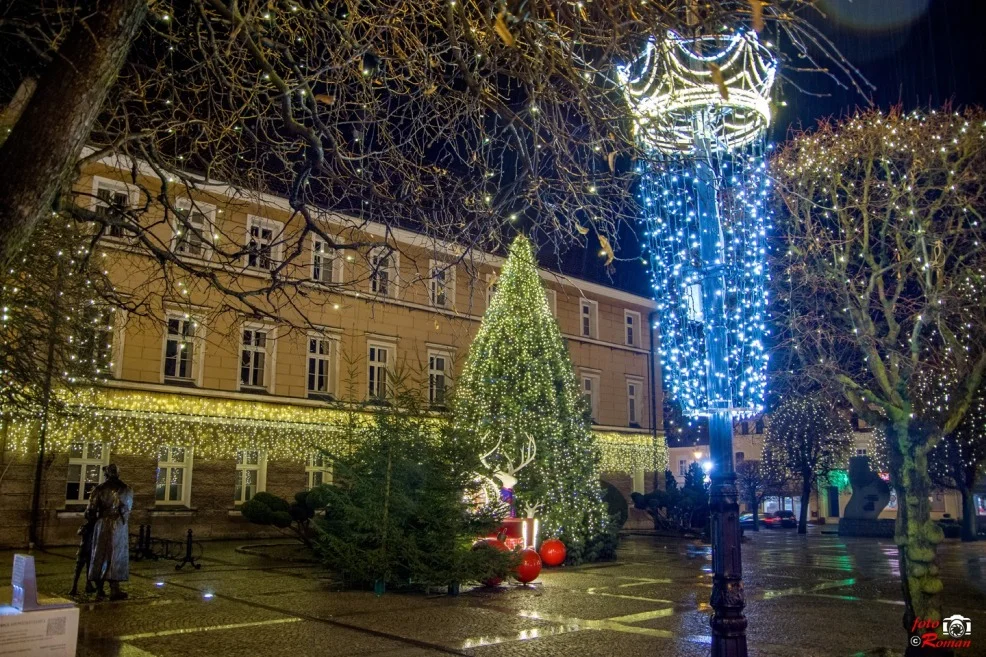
[{"xmin": 2, "ymin": 529, "xmax": 985, "ymax": 657}]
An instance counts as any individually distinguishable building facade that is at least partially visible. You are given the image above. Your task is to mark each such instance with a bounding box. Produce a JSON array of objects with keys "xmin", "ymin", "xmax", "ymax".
[{"xmin": 0, "ymin": 158, "xmax": 667, "ymax": 547}]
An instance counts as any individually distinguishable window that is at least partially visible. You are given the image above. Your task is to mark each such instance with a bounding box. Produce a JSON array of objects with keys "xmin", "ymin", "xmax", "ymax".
[
  {"xmin": 740, "ymin": 421, "xmax": 749, "ymax": 435},
  {"xmin": 545, "ymin": 289, "xmax": 557, "ymax": 317},
  {"xmin": 486, "ymin": 273, "xmax": 499, "ymax": 308},
  {"xmin": 173, "ymin": 199, "xmax": 214, "ymax": 259},
  {"xmin": 234, "ymin": 449, "xmax": 267, "ymax": 505},
  {"xmin": 625, "ymin": 311, "xmax": 641, "ymax": 347},
  {"xmin": 240, "ymin": 325, "xmax": 273, "ymax": 391},
  {"xmin": 369, "ymin": 248, "xmax": 397, "ymax": 297},
  {"xmin": 856, "ymin": 448, "xmax": 868, "ymax": 457},
  {"xmin": 307, "ymin": 333, "xmax": 339, "ymax": 398},
  {"xmin": 678, "ymin": 459, "xmax": 688, "ymax": 476},
  {"xmin": 429, "ymin": 260, "xmax": 455, "ymax": 308},
  {"xmin": 312, "ymin": 237, "xmax": 342, "ymax": 284},
  {"xmin": 79, "ymin": 306, "xmax": 119, "ymax": 379},
  {"xmin": 66, "ymin": 442, "xmax": 109, "ymax": 503},
  {"xmin": 735, "ymin": 452, "xmax": 745, "ymax": 465},
  {"xmin": 755, "ymin": 418, "xmax": 765, "ymax": 434},
  {"xmin": 580, "ymin": 299, "xmax": 598, "ymax": 339},
  {"xmin": 163, "ymin": 315, "xmax": 200, "ymax": 383},
  {"xmin": 93, "ymin": 180, "xmax": 133, "ymax": 241},
  {"xmin": 627, "ymin": 379, "xmax": 642, "ymax": 426},
  {"xmin": 306, "ymin": 452, "xmax": 333, "ymax": 489},
  {"xmin": 246, "ymin": 216, "xmax": 283, "ymax": 271},
  {"xmin": 581, "ymin": 372, "xmax": 600, "ymax": 422},
  {"xmin": 156, "ymin": 446, "xmax": 192, "ymax": 505},
  {"xmin": 428, "ymin": 350, "xmax": 452, "ymax": 407},
  {"xmin": 367, "ymin": 342, "xmax": 393, "ymax": 400}
]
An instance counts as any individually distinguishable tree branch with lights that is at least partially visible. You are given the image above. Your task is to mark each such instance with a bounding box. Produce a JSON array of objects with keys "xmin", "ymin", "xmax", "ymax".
[{"xmin": 772, "ymin": 106, "xmax": 986, "ymax": 633}]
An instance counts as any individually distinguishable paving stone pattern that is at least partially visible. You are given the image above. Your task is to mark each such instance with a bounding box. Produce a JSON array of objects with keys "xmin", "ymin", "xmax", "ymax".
[{"xmin": 1, "ymin": 529, "xmax": 984, "ymax": 657}]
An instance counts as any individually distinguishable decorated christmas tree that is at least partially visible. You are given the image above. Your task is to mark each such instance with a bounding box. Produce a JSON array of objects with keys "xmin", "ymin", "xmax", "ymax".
[{"xmin": 453, "ymin": 235, "xmax": 613, "ymax": 563}]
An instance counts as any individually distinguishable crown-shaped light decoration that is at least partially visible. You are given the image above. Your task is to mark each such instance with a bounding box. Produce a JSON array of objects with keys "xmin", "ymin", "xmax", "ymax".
[
  {"xmin": 619, "ymin": 30, "xmax": 776, "ymax": 155},
  {"xmin": 622, "ymin": 30, "xmax": 777, "ymax": 417}
]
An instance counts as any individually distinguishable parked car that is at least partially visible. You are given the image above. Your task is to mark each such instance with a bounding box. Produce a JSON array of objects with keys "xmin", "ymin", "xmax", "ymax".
[
  {"xmin": 761, "ymin": 510, "xmax": 797, "ymax": 529},
  {"xmin": 739, "ymin": 513, "xmax": 757, "ymax": 529}
]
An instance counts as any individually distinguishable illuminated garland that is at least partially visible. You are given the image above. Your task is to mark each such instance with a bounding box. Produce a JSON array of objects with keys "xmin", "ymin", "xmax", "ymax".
[
  {"xmin": 620, "ymin": 30, "xmax": 776, "ymax": 417},
  {"xmin": 2, "ymin": 386, "xmax": 665, "ymax": 471}
]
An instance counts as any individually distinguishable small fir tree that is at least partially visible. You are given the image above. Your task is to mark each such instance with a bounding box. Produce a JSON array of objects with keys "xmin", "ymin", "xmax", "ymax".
[{"xmin": 453, "ymin": 235, "xmax": 612, "ymax": 563}]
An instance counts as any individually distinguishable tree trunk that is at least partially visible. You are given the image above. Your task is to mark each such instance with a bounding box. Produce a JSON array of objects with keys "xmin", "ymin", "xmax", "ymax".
[
  {"xmin": 891, "ymin": 422, "xmax": 945, "ymax": 650},
  {"xmin": 750, "ymin": 495, "xmax": 759, "ymax": 531},
  {"xmin": 798, "ymin": 478, "xmax": 811, "ymax": 534},
  {"xmin": 960, "ymin": 488, "xmax": 977, "ymax": 542},
  {"xmin": 0, "ymin": 0, "xmax": 147, "ymax": 271}
]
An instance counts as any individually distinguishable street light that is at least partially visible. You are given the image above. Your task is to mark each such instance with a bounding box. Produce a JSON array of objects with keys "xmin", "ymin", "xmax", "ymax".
[{"xmin": 619, "ymin": 29, "xmax": 776, "ymax": 657}]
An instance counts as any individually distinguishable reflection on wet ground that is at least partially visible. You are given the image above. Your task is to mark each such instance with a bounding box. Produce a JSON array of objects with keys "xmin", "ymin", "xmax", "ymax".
[{"xmin": 1, "ymin": 528, "xmax": 983, "ymax": 656}]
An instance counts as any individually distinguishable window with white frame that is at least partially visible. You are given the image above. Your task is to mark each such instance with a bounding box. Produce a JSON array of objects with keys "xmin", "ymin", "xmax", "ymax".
[
  {"xmin": 486, "ymin": 273, "xmax": 499, "ymax": 308},
  {"xmin": 173, "ymin": 199, "xmax": 214, "ymax": 259},
  {"xmin": 307, "ymin": 333, "xmax": 339, "ymax": 398},
  {"xmin": 93, "ymin": 180, "xmax": 133, "ymax": 241},
  {"xmin": 580, "ymin": 299, "xmax": 598, "ymax": 339},
  {"xmin": 581, "ymin": 372, "xmax": 600, "ymax": 422},
  {"xmin": 856, "ymin": 448, "xmax": 868, "ymax": 457},
  {"xmin": 156, "ymin": 445, "xmax": 192, "ymax": 505},
  {"xmin": 625, "ymin": 310, "xmax": 641, "ymax": 347},
  {"xmin": 544, "ymin": 288, "xmax": 557, "ymax": 317},
  {"xmin": 306, "ymin": 452, "xmax": 333, "ymax": 489},
  {"xmin": 428, "ymin": 349, "xmax": 452, "ymax": 407},
  {"xmin": 312, "ymin": 237, "xmax": 343, "ymax": 284},
  {"xmin": 163, "ymin": 315, "xmax": 200, "ymax": 383},
  {"xmin": 679, "ymin": 459, "xmax": 688, "ymax": 476},
  {"xmin": 246, "ymin": 216, "xmax": 283, "ymax": 271},
  {"xmin": 66, "ymin": 442, "xmax": 109, "ymax": 503},
  {"xmin": 369, "ymin": 248, "xmax": 396, "ymax": 297},
  {"xmin": 240, "ymin": 324, "xmax": 273, "ymax": 391},
  {"xmin": 429, "ymin": 260, "xmax": 455, "ymax": 308},
  {"xmin": 234, "ymin": 449, "xmax": 267, "ymax": 504},
  {"xmin": 627, "ymin": 378, "xmax": 642, "ymax": 426},
  {"xmin": 367, "ymin": 341, "xmax": 393, "ymax": 400}
]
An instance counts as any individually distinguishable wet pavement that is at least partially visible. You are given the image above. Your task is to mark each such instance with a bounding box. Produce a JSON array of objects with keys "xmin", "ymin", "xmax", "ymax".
[{"xmin": 2, "ymin": 528, "xmax": 985, "ymax": 657}]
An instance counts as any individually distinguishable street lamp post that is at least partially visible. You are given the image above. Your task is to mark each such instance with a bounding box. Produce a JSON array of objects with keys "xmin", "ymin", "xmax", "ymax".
[{"xmin": 619, "ymin": 30, "xmax": 777, "ymax": 657}]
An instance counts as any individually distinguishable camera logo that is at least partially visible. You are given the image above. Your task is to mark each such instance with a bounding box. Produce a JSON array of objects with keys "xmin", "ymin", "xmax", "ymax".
[{"xmin": 944, "ymin": 615, "xmax": 972, "ymax": 639}]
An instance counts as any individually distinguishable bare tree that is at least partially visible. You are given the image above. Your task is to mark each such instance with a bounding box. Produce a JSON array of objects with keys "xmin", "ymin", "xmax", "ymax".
[
  {"xmin": 772, "ymin": 107, "xmax": 986, "ymax": 634},
  {"xmin": 735, "ymin": 457, "xmax": 789, "ymax": 531},
  {"xmin": 0, "ymin": 0, "xmax": 864, "ymax": 324},
  {"xmin": 929, "ymin": 391, "xmax": 986, "ymax": 542}
]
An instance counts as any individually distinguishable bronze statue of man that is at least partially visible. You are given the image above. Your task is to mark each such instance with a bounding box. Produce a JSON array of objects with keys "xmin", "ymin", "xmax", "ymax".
[{"xmin": 85, "ymin": 463, "xmax": 134, "ymax": 601}]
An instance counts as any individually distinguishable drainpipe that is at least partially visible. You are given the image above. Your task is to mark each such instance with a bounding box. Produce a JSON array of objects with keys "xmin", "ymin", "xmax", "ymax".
[{"xmin": 648, "ymin": 310, "xmax": 660, "ymax": 489}]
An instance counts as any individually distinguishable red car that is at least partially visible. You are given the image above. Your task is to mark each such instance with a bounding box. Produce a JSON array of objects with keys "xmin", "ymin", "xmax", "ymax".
[{"xmin": 760, "ymin": 510, "xmax": 797, "ymax": 528}]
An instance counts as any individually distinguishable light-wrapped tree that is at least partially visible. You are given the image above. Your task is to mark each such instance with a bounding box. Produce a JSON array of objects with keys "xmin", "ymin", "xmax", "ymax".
[
  {"xmin": 453, "ymin": 235, "xmax": 612, "ymax": 563},
  {"xmin": 764, "ymin": 398, "xmax": 853, "ymax": 534},
  {"xmin": 773, "ymin": 107, "xmax": 986, "ymax": 634},
  {"xmin": 929, "ymin": 390, "xmax": 986, "ymax": 542}
]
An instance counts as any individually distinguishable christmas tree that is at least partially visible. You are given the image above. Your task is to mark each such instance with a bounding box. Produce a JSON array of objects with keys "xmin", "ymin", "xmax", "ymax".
[{"xmin": 453, "ymin": 235, "xmax": 613, "ymax": 563}]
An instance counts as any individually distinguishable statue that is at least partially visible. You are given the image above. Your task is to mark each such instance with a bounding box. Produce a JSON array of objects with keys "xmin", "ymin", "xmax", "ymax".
[
  {"xmin": 69, "ymin": 515, "xmax": 96, "ymax": 596},
  {"xmin": 843, "ymin": 455, "xmax": 890, "ymax": 520},
  {"xmin": 85, "ymin": 463, "xmax": 133, "ymax": 601}
]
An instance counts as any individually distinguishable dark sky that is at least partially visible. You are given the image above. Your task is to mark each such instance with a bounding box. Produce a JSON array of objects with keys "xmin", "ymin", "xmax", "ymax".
[{"xmin": 572, "ymin": 0, "xmax": 986, "ymax": 298}]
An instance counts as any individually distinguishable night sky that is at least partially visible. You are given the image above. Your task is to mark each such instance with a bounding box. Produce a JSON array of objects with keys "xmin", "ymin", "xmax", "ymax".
[{"xmin": 569, "ymin": 0, "xmax": 986, "ymax": 298}]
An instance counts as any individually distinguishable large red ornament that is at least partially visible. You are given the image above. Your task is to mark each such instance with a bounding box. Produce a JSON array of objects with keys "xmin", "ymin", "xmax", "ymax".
[
  {"xmin": 513, "ymin": 548, "xmax": 542, "ymax": 584},
  {"xmin": 473, "ymin": 538, "xmax": 509, "ymax": 586},
  {"xmin": 539, "ymin": 539, "xmax": 566, "ymax": 567}
]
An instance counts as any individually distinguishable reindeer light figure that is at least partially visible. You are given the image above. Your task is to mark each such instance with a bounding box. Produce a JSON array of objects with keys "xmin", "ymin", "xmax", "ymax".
[{"xmin": 479, "ymin": 433, "xmax": 537, "ymax": 518}]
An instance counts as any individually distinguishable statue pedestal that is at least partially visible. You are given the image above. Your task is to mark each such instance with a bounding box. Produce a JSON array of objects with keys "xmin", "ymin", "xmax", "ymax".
[
  {"xmin": 0, "ymin": 554, "xmax": 78, "ymax": 657},
  {"xmin": 0, "ymin": 605, "xmax": 79, "ymax": 656},
  {"xmin": 837, "ymin": 518, "xmax": 896, "ymax": 538}
]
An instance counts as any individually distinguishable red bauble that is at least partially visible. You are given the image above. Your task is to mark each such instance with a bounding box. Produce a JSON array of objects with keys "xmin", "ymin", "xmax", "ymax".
[
  {"xmin": 473, "ymin": 538, "xmax": 509, "ymax": 586},
  {"xmin": 513, "ymin": 548, "xmax": 542, "ymax": 584},
  {"xmin": 539, "ymin": 538, "xmax": 566, "ymax": 567}
]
